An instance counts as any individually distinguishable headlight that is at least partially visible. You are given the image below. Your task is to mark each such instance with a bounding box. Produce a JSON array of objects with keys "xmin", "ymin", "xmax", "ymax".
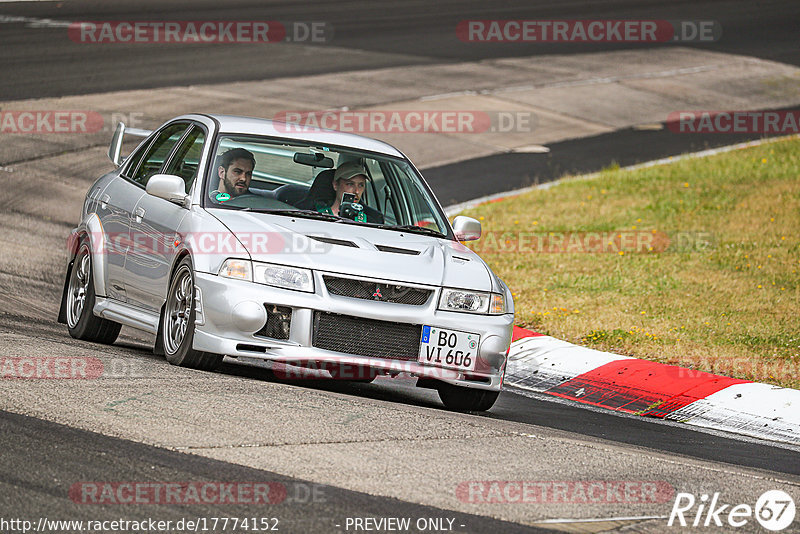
[
  {"xmin": 254, "ymin": 262, "xmax": 314, "ymax": 292},
  {"xmin": 438, "ymin": 288, "xmax": 507, "ymax": 314},
  {"xmin": 219, "ymin": 258, "xmax": 252, "ymax": 281}
]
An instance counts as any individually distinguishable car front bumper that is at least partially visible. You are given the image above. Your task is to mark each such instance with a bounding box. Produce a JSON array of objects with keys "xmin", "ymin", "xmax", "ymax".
[{"xmin": 192, "ymin": 270, "xmax": 513, "ymax": 391}]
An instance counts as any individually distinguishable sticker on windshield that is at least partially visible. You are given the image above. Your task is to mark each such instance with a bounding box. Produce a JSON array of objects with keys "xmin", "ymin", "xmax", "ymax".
[{"xmin": 215, "ymin": 192, "xmax": 231, "ymax": 202}]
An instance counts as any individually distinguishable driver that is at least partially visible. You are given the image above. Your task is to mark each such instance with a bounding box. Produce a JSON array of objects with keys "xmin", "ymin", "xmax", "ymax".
[
  {"xmin": 210, "ymin": 148, "xmax": 255, "ymax": 202},
  {"xmin": 315, "ymin": 161, "xmax": 383, "ymax": 223}
]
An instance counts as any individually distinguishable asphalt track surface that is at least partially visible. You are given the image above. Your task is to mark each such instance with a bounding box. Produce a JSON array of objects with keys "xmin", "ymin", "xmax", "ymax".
[
  {"xmin": 0, "ymin": 410, "xmax": 547, "ymax": 534},
  {"xmin": 0, "ymin": 0, "xmax": 798, "ymax": 101},
  {"xmin": 2, "ymin": 1, "xmax": 800, "ymax": 532},
  {"xmin": 123, "ymin": 360, "xmax": 800, "ymax": 478},
  {"xmin": 1, "ymin": 376, "xmax": 799, "ymax": 529}
]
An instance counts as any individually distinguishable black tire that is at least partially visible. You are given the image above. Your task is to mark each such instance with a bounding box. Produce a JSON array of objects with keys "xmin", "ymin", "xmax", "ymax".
[
  {"xmin": 437, "ymin": 382, "xmax": 500, "ymax": 412},
  {"xmin": 65, "ymin": 240, "xmax": 121, "ymax": 344},
  {"xmin": 161, "ymin": 257, "xmax": 222, "ymax": 371}
]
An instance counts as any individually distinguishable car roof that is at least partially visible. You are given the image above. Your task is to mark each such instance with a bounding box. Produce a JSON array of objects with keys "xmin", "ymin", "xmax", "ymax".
[{"xmin": 187, "ymin": 113, "xmax": 405, "ymax": 158}]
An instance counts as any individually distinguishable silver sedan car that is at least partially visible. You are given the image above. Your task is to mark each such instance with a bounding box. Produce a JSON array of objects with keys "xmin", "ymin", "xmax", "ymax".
[{"xmin": 58, "ymin": 114, "xmax": 514, "ymax": 411}]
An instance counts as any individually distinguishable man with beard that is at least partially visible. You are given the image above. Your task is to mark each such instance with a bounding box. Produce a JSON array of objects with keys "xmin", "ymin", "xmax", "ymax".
[{"xmin": 210, "ymin": 148, "xmax": 255, "ymax": 202}]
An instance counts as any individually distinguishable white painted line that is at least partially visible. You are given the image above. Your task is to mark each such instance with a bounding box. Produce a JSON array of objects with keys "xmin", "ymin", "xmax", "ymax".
[
  {"xmin": 534, "ymin": 515, "xmax": 668, "ymax": 524},
  {"xmin": 633, "ymin": 123, "xmax": 664, "ymax": 131},
  {"xmin": 0, "ymin": 14, "xmax": 71, "ymax": 27},
  {"xmin": 445, "ymin": 134, "xmax": 799, "ymax": 215},
  {"xmin": 420, "ymin": 90, "xmax": 477, "ymax": 101},
  {"xmin": 512, "ymin": 144, "xmax": 550, "ymax": 153}
]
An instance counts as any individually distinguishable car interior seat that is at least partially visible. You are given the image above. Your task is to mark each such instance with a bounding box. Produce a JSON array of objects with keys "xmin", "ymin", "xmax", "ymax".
[
  {"xmin": 296, "ymin": 169, "xmax": 336, "ymax": 210},
  {"xmin": 272, "ymin": 184, "xmax": 309, "ymax": 206}
]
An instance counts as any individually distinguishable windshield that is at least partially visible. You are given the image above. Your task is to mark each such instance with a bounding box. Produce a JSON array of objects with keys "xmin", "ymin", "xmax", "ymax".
[{"xmin": 205, "ymin": 135, "xmax": 451, "ymax": 237}]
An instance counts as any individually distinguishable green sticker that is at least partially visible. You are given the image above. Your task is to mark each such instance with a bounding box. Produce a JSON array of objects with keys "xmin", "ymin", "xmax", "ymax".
[{"xmin": 215, "ymin": 192, "xmax": 231, "ymax": 202}]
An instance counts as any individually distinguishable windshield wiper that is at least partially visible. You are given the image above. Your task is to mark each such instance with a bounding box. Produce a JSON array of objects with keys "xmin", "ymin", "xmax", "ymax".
[
  {"xmin": 248, "ymin": 208, "xmax": 373, "ymax": 226},
  {"xmin": 244, "ymin": 209, "xmax": 446, "ymax": 236},
  {"xmin": 245, "ymin": 208, "xmax": 342, "ymax": 222},
  {"xmin": 376, "ymin": 224, "xmax": 446, "ymax": 237}
]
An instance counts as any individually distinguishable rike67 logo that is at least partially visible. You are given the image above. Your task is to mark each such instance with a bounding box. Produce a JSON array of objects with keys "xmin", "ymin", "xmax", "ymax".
[{"xmin": 668, "ymin": 490, "xmax": 796, "ymax": 531}]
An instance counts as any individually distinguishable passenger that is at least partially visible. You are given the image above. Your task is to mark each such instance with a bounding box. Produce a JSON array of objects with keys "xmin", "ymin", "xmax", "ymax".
[
  {"xmin": 315, "ymin": 161, "xmax": 383, "ymax": 223},
  {"xmin": 210, "ymin": 148, "xmax": 255, "ymax": 202}
]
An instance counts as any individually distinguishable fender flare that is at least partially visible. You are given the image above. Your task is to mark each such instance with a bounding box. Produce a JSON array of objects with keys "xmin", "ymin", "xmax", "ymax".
[
  {"xmin": 83, "ymin": 214, "xmax": 107, "ymax": 299},
  {"xmin": 58, "ymin": 216, "xmax": 105, "ymax": 323}
]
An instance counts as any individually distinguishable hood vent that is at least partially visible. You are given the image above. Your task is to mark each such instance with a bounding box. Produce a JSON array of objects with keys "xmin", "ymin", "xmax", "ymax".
[
  {"xmin": 308, "ymin": 235, "xmax": 358, "ymax": 248},
  {"xmin": 375, "ymin": 244, "xmax": 421, "ymax": 255}
]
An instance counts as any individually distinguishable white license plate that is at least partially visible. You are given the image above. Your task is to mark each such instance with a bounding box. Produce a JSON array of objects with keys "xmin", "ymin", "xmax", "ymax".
[{"xmin": 418, "ymin": 326, "xmax": 479, "ymax": 371}]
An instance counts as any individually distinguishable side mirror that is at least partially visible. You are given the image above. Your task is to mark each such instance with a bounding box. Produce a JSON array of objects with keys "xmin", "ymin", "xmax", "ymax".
[
  {"xmin": 452, "ymin": 216, "xmax": 481, "ymax": 241},
  {"xmin": 108, "ymin": 121, "xmax": 125, "ymax": 166},
  {"xmin": 146, "ymin": 174, "xmax": 189, "ymax": 206}
]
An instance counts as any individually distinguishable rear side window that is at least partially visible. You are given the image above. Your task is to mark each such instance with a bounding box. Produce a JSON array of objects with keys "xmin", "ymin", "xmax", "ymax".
[
  {"xmin": 121, "ymin": 140, "xmax": 149, "ymax": 179},
  {"xmin": 129, "ymin": 123, "xmax": 189, "ymax": 187},
  {"xmin": 164, "ymin": 126, "xmax": 206, "ymax": 193}
]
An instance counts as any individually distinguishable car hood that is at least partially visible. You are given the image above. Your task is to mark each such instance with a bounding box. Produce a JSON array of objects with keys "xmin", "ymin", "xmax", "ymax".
[{"xmin": 209, "ymin": 209, "xmax": 493, "ymax": 290}]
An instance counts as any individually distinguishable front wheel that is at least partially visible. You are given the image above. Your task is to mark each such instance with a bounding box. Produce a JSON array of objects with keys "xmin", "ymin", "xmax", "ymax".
[
  {"xmin": 65, "ymin": 241, "xmax": 121, "ymax": 344},
  {"xmin": 437, "ymin": 382, "xmax": 499, "ymax": 412},
  {"xmin": 161, "ymin": 257, "xmax": 222, "ymax": 371}
]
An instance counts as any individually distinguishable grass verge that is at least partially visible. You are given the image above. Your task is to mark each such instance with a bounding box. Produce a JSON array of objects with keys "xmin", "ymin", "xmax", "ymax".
[{"xmin": 460, "ymin": 137, "xmax": 800, "ymax": 388}]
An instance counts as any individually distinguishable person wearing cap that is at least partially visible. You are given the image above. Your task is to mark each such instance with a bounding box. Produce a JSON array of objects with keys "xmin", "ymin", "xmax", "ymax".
[{"xmin": 315, "ymin": 161, "xmax": 383, "ymax": 223}]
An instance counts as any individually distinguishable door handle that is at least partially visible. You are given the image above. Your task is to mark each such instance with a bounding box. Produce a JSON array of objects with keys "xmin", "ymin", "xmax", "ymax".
[
  {"xmin": 133, "ymin": 207, "xmax": 146, "ymax": 223},
  {"xmin": 99, "ymin": 194, "xmax": 110, "ymax": 209}
]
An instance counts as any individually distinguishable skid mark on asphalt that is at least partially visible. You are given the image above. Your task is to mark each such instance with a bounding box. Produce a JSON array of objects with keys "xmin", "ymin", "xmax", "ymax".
[
  {"xmin": 102, "ymin": 393, "xmax": 155, "ymax": 415},
  {"xmin": 333, "ymin": 413, "xmax": 365, "ymax": 426},
  {"xmin": 0, "ymin": 288, "xmax": 57, "ymax": 319}
]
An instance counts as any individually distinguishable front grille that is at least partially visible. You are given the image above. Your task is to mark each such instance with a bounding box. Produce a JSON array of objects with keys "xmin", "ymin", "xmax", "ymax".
[
  {"xmin": 312, "ymin": 311, "xmax": 421, "ymax": 361},
  {"xmin": 323, "ymin": 276, "xmax": 431, "ymax": 305},
  {"xmin": 255, "ymin": 304, "xmax": 292, "ymax": 340}
]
